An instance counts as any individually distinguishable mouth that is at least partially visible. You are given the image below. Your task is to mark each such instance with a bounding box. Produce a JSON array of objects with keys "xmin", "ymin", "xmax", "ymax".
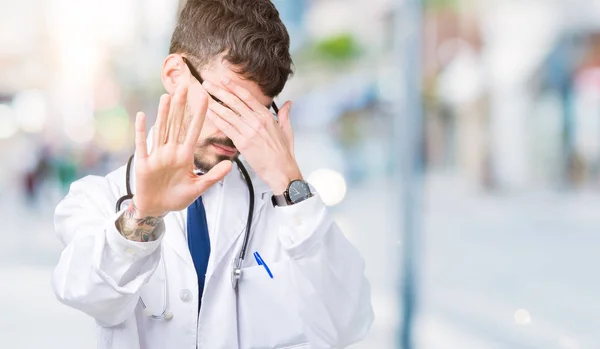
[{"xmin": 211, "ymin": 143, "xmax": 237, "ymax": 156}]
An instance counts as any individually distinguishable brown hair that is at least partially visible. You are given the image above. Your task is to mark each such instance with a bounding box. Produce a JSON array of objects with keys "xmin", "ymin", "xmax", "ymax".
[{"xmin": 169, "ymin": 0, "xmax": 293, "ymax": 97}]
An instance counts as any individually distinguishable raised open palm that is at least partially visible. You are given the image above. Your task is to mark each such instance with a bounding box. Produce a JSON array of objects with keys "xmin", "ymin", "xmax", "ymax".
[{"xmin": 132, "ymin": 86, "xmax": 232, "ymax": 217}]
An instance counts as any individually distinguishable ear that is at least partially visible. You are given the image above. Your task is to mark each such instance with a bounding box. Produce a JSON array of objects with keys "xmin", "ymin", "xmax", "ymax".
[{"xmin": 161, "ymin": 54, "xmax": 187, "ymax": 95}]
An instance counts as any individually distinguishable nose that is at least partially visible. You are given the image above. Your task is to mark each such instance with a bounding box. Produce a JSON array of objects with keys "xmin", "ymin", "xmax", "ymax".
[{"xmin": 214, "ymin": 130, "xmax": 228, "ymax": 138}]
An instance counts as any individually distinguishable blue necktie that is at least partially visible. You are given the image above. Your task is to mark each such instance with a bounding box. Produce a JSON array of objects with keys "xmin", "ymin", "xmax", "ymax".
[{"xmin": 186, "ymin": 196, "xmax": 211, "ymax": 313}]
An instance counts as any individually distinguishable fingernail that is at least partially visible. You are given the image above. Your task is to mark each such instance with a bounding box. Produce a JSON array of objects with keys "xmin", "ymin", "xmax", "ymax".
[
  {"xmin": 221, "ymin": 77, "xmax": 230, "ymax": 84},
  {"xmin": 203, "ymin": 80, "xmax": 212, "ymax": 88}
]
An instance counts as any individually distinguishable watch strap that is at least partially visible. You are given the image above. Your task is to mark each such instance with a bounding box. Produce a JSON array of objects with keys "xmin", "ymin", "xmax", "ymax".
[
  {"xmin": 272, "ymin": 180, "xmax": 312, "ymax": 207},
  {"xmin": 271, "ymin": 191, "xmax": 291, "ymax": 206}
]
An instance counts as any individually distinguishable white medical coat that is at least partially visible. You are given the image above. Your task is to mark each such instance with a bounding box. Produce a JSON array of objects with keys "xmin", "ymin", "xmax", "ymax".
[{"xmin": 51, "ymin": 151, "xmax": 373, "ymax": 349}]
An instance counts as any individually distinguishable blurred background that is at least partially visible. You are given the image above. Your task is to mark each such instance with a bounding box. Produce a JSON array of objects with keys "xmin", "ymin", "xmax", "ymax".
[{"xmin": 1, "ymin": 0, "xmax": 600, "ymax": 348}]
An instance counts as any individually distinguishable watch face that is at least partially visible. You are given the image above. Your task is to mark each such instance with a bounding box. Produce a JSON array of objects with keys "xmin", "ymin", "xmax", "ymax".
[{"xmin": 288, "ymin": 180, "xmax": 311, "ymax": 203}]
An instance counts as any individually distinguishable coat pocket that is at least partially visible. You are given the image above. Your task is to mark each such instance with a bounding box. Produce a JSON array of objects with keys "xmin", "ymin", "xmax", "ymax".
[{"xmin": 237, "ymin": 260, "xmax": 309, "ymax": 349}]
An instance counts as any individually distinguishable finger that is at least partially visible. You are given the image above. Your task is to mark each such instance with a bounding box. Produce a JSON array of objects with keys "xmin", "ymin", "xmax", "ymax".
[
  {"xmin": 220, "ymin": 77, "xmax": 268, "ymax": 114},
  {"xmin": 167, "ymin": 86, "xmax": 187, "ymax": 143},
  {"xmin": 208, "ymin": 99, "xmax": 254, "ymax": 135},
  {"xmin": 207, "ymin": 109, "xmax": 243, "ymax": 144},
  {"xmin": 219, "ymin": 78, "xmax": 277, "ymax": 129},
  {"xmin": 278, "ymin": 101, "xmax": 294, "ymax": 150},
  {"xmin": 154, "ymin": 94, "xmax": 171, "ymax": 149},
  {"xmin": 194, "ymin": 160, "xmax": 232, "ymax": 195},
  {"xmin": 185, "ymin": 92, "xmax": 208, "ymax": 146},
  {"xmin": 202, "ymin": 80, "xmax": 253, "ymax": 118},
  {"xmin": 135, "ymin": 112, "xmax": 148, "ymax": 159}
]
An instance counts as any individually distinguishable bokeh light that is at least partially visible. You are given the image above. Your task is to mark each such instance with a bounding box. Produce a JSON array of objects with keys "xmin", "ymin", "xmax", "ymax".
[
  {"xmin": 13, "ymin": 90, "xmax": 47, "ymax": 133},
  {"xmin": 95, "ymin": 106, "xmax": 131, "ymax": 152},
  {"xmin": 514, "ymin": 309, "xmax": 532, "ymax": 325},
  {"xmin": 64, "ymin": 118, "xmax": 95, "ymax": 144},
  {"xmin": 0, "ymin": 104, "xmax": 18, "ymax": 139},
  {"xmin": 307, "ymin": 168, "xmax": 347, "ymax": 206}
]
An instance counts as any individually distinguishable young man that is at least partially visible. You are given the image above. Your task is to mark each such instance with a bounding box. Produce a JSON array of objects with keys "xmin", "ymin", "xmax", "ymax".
[{"xmin": 51, "ymin": 1, "xmax": 373, "ymax": 348}]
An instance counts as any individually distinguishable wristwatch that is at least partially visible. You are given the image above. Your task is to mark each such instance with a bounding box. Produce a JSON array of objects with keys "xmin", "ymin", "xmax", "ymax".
[{"xmin": 272, "ymin": 179, "xmax": 312, "ymax": 206}]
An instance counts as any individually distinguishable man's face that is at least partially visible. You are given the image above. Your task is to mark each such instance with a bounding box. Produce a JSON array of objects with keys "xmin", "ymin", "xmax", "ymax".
[{"xmin": 179, "ymin": 56, "xmax": 274, "ymax": 173}]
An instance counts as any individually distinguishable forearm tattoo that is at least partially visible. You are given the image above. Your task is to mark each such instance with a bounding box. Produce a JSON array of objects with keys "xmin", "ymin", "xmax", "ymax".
[{"xmin": 115, "ymin": 200, "xmax": 165, "ymax": 242}]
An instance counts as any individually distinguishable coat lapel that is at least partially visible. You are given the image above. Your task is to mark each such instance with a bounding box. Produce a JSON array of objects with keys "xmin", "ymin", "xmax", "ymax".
[{"xmin": 162, "ymin": 210, "xmax": 194, "ymax": 268}]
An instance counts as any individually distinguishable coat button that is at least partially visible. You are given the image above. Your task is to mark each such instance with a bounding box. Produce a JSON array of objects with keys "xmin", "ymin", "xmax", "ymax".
[
  {"xmin": 293, "ymin": 216, "xmax": 302, "ymax": 227},
  {"xmin": 179, "ymin": 289, "xmax": 192, "ymax": 302}
]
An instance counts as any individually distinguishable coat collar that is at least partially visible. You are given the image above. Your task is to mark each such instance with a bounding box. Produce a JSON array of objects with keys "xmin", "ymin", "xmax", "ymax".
[{"xmin": 128, "ymin": 128, "xmax": 271, "ymax": 270}]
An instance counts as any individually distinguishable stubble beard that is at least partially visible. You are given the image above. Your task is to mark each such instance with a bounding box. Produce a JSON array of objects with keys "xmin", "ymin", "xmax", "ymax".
[{"xmin": 193, "ymin": 143, "xmax": 239, "ymax": 174}]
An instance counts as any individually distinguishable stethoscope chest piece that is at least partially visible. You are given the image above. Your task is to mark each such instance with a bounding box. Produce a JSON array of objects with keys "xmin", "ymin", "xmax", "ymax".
[{"xmin": 143, "ymin": 308, "xmax": 173, "ymax": 321}]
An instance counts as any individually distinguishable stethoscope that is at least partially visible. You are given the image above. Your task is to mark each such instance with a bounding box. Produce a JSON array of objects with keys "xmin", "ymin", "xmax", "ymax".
[{"xmin": 115, "ymin": 154, "xmax": 255, "ymax": 320}]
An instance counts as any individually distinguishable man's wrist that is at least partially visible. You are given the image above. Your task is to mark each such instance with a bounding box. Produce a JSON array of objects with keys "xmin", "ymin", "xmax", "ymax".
[
  {"xmin": 115, "ymin": 199, "xmax": 166, "ymax": 242},
  {"xmin": 132, "ymin": 196, "xmax": 168, "ymax": 218},
  {"xmin": 266, "ymin": 168, "xmax": 303, "ymax": 195}
]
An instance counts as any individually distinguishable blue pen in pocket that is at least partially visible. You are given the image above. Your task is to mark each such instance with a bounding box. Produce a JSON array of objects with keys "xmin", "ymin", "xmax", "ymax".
[{"xmin": 253, "ymin": 251, "xmax": 273, "ymax": 279}]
